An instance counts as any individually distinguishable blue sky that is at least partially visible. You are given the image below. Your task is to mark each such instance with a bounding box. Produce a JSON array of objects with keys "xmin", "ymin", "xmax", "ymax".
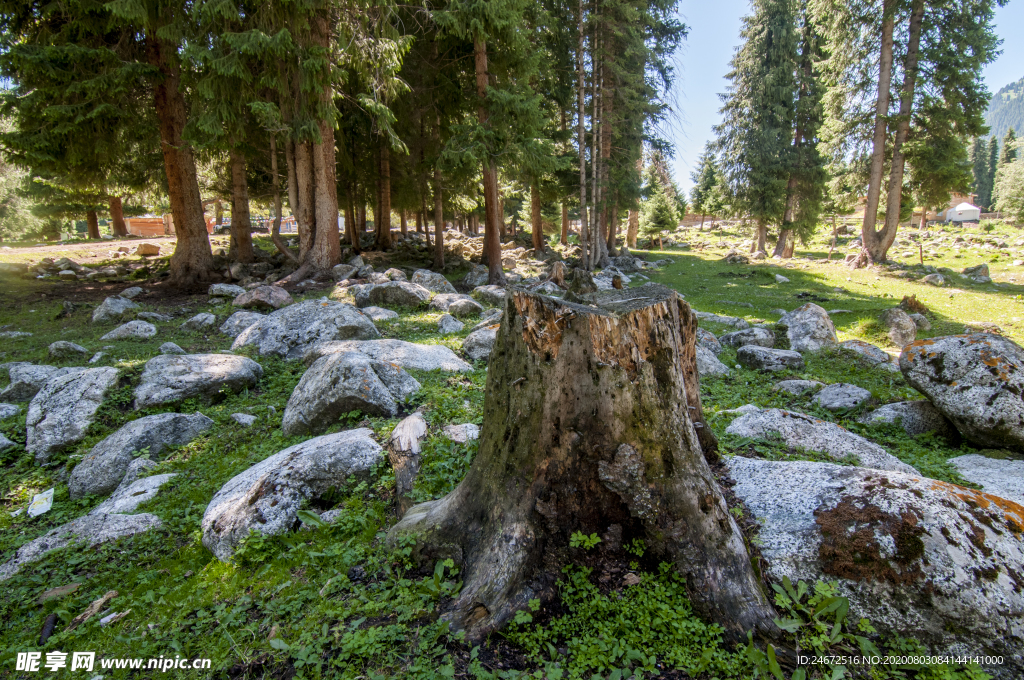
[{"xmin": 668, "ymin": 0, "xmax": 1024, "ymax": 193}]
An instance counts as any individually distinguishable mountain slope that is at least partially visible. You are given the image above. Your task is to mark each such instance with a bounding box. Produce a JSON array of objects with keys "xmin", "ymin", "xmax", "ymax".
[{"xmin": 985, "ymin": 76, "xmax": 1024, "ymax": 141}]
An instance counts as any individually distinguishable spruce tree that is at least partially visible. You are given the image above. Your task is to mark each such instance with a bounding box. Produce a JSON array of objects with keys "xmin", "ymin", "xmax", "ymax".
[
  {"xmin": 689, "ymin": 145, "xmax": 719, "ymax": 230},
  {"xmin": 1002, "ymin": 128, "xmax": 1018, "ymax": 166}
]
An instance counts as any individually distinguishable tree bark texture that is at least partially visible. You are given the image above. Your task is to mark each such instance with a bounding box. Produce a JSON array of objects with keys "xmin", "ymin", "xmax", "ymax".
[
  {"xmin": 147, "ymin": 33, "xmax": 213, "ymax": 287},
  {"xmin": 531, "ymin": 179, "xmax": 544, "ymax": 252},
  {"xmin": 108, "ymin": 197, "xmax": 128, "ymax": 237},
  {"xmin": 294, "ymin": 141, "xmax": 316, "ymax": 260},
  {"xmin": 86, "ymin": 210, "xmax": 100, "ymax": 240},
  {"xmin": 387, "ymin": 284, "xmax": 775, "ymax": 642},
  {"xmin": 228, "ymin": 148, "xmax": 255, "ymax": 263},
  {"xmin": 375, "ymin": 144, "xmax": 393, "ymax": 251},
  {"xmin": 475, "ymin": 36, "xmax": 505, "ymax": 285},
  {"xmin": 627, "ymin": 209, "xmax": 638, "ymax": 248},
  {"xmin": 309, "ymin": 117, "xmax": 341, "ymax": 271},
  {"xmin": 858, "ymin": 1, "xmax": 895, "ymax": 266},
  {"xmin": 753, "ymin": 221, "xmax": 768, "ymax": 254},
  {"xmin": 876, "ymin": 0, "xmax": 925, "ymax": 263}
]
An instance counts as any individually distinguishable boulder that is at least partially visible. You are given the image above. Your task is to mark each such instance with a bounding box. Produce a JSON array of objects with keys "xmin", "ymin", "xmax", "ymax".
[
  {"xmin": 879, "ymin": 308, "xmax": 916, "ymax": 347},
  {"xmin": 219, "ymin": 311, "xmax": 266, "ymax": 338},
  {"xmin": 68, "ymin": 412, "xmax": 213, "ymax": 499},
  {"xmin": 137, "ymin": 312, "xmax": 171, "ymax": 322},
  {"xmin": 208, "ymin": 283, "xmax": 246, "ymax": 298},
  {"xmin": 839, "ymin": 339, "xmax": 899, "ymax": 372},
  {"xmin": 0, "ymin": 512, "xmax": 161, "ymax": 582},
  {"xmin": 26, "ymin": 367, "xmax": 119, "ymax": 464},
  {"xmin": 463, "ymin": 264, "xmax": 489, "ymax": 288},
  {"xmin": 366, "ymin": 281, "xmax": 431, "ymax": 308},
  {"xmin": 429, "ymin": 293, "xmax": 473, "ymax": 312},
  {"xmin": 777, "ymin": 303, "xmax": 837, "ymax": 352},
  {"xmin": 462, "ymin": 326, "xmax": 498, "ymax": 362},
  {"xmin": 231, "ymin": 413, "xmax": 257, "ymax": 427},
  {"xmin": 119, "ymin": 286, "xmax": 143, "ymax": 300},
  {"xmin": 233, "ymin": 286, "xmax": 293, "ymax": 310},
  {"xmin": 719, "ymin": 327, "xmax": 775, "ymax": 349},
  {"xmin": 472, "ymin": 285, "xmax": 506, "ymax": 307},
  {"xmin": 331, "ymin": 264, "xmax": 359, "ymax": 281},
  {"xmin": 282, "ymin": 353, "xmax": 420, "ymax": 435},
  {"xmin": 383, "ymin": 268, "xmax": 407, "ymax": 281},
  {"xmin": 366, "ymin": 272, "xmax": 390, "ymax": 284},
  {"xmin": 361, "ymin": 306, "xmax": 399, "ymax": 322},
  {"xmin": 696, "ymin": 328, "xmax": 722, "ymax": 355},
  {"xmin": 773, "ymin": 379, "xmax": 823, "ymax": 395},
  {"xmin": 901, "ymin": 334, "xmax": 1024, "ymax": 449},
  {"xmin": 725, "ymin": 408, "xmax": 917, "ymax": 474},
  {"xmin": 726, "ymin": 456, "xmax": 1024, "ymax": 677},
  {"xmin": 811, "ymin": 383, "xmax": 872, "ymax": 411},
  {"xmin": 159, "ymin": 342, "xmax": 186, "ymax": 355},
  {"xmin": 48, "ymin": 341, "xmax": 89, "ymax": 360},
  {"xmin": 909, "ymin": 312, "xmax": 932, "ymax": 331},
  {"xmin": 1, "ymin": 365, "xmax": 85, "ymax": 402},
  {"xmin": 922, "ymin": 273, "xmax": 945, "ymax": 286},
  {"xmin": 134, "ymin": 243, "xmax": 160, "ymax": 256},
  {"xmin": 774, "ymin": 274, "xmax": 790, "ymax": 283},
  {"xmin": 181, "ymin": 313, "xmax": 217, "ymax": 331},
  {"xmin": 232, "ymin": 300, "xmax": 378, "ymax": 359},
  {"xmin": 948, "ymin": 454, "xmax": 1024, "ymax": 507},
  {"xmin": 89, "ymin": 472, "xmax": 177, "ymax": 515},
  {"xmin": 963, "ymin": 263, "xmax": 990, "ymax": 278},
  {"xmin": 0, "ymin": 433, "xmax": 14, "ymax": 450},
  {"xmin": 134, "ymin": 354, "xmax": 263, "ymax": 408},
  {"xmin": 201, "ymin": 429, "xmax": 384, "ymax": 561},
  {"xmin": 449, "ymin": 298, "xmax": 484, "ymax": 317},
  {"xmin": 736, "ymin": 346, "xmax": 805, "ymax": 372},
  {"xmin": 696, "ymin": 345, "xmax": 731, "ymax": 376},
  {"xmin": 0, "ymin": 403, "xmax": 19, "ymax": 419},
  {"xmin": 694, "ymin": 311, "xmax": 750, "ymax": 330},
  {"xmin": 858, "ymin": 400, "xmax": 956, "ymax": 438},
  {"xmin": 443, "ymin": 423, "xmax": 480, "ymax": 444},
  {"xmin": 411, "ymin": 269, "xmax": 457, "ymax": 294},
  {"xmin": 438, "ymin": 314, "xmax": 464, "ymax": 334},
  {"xmin": 92, "ymin": 296, "xmax": 139, "ymax": 323},
  {"xmin": 100, "ymin": 320, "xmax": 157, "ymax": 341},
  {"xmin": 304, "ymin": 339, "xmax": 472, "ymax": 372}
]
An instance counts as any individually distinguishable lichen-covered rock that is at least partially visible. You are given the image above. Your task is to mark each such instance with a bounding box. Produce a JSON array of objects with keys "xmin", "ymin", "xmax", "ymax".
[
  {"xmin": 719, "ymin": 327, "xmax": 775, "ymax": 349},
  {"xmin": 91, "ymin": 296, "xmax": 139, "ymax": 323},
  {"xmin": 811, "ymin": 383, "xmax": 872, "ymax": 411},
  {"xmin": 26, "ymin": 367, "xmax": 119, "ymax": 464},
  {"xmin": 696, "ymin": 328, "xmax": 722, "ymax": 355},
  {"xmin": 282, "ymin": 352, "xmax": 419, "ymax": 435},
  {"xmin": 100, "ymin": 320, "xmax": 157, "ymax": 341},
  {"xmin": 472, "ymin": 285, "xmax": 506, "ymax": 307},
  {"xmin": 858, "ymin": 401, "xmax": 956, "ymax": 438},
  {"xmin": 305, "ymin": 339, "xmax": 472, "ymax": 372},
  {"xmin": 68, "ymin": 412, "xmax": 213, "ymax": 499},
  {"xmin": 219, "ymin": 311, "xmax": 266, "ymax": 338},
  {"xmin": 880, "ymin": 308, "xmax": 917, "ymax": 347},
  {"xmin": 696, "ymin": 345, "xmax": 731, "ymax": 376},
  {"xmin": 948, "ymin": 454, "xmax": 1024, "ymax": 507},
  {"xmin": 48, "ymin": 341, "xmax": 89, "ymax": 360},
  {"xmin": 736, "ymin": 346, "xmax": 805, "ymax": 372},
  {"xmin": 462, "ymin": 326, "xmax": 498, "ymax": 362},
  {"xmin": 134, "ymin": 354, "xmax": 262, "ymax": 408},
  {"xmin": 773, "ymin": 379, "xmax": 823, "ymax": 395},
  {"xmin": 726, "ymin": 456, "xmax": 1024, "ymax": 678},
  {"xmin": 839, "ymin": 339, "xmax": 900, "ymax": 373},
  {"xmin": 725, "ymin": 408, "xmax": 917, "ymax": 473},
  {"xmin": 0, "ymin": 365, "xmax": 85, "ymax": 402},
  {"xmin": 181, "ymin": 313, "xmax": 217, "ymax": 331},
  {"xmin": 233, "ymin": 285, "xmax": 293, "ymax": 310},
  {"xmin": 900, "ymin": 333, "xmax": 1024, "ymax": 450},
  {"xmin": 777, "ymin": 303, "xmax": 837, "ymax": 352},
  {"xmin": 201, "ymin": 429, "xmax": 383, "ymax": 561},
  {"xmin": 232, "ymin": 300, "xmax": 378, "ymax": 359},
  {"xmin": 0, "ymin": 512, "xmax": 161, "ymax": 582},
  {"xmin": 366, "ymin": 281, "xmax": 431, "ymax": 308},
  {"xmin": 411, "ymin": 269, "xmax": 457, "ymax": 294}
]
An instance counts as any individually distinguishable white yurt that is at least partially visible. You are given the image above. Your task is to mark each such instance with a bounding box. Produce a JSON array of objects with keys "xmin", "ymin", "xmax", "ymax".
[{"xmin": 945, "ymin": 202, "xmax": 981, "ymax": 222}]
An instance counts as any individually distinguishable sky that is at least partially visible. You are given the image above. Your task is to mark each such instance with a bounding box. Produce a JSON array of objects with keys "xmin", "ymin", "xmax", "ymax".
[{"xmin": 668, "ymin": 0, "xmax": 1024, "ymax": 193}]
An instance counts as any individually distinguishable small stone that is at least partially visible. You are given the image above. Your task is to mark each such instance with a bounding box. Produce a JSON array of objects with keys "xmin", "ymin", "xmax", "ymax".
[
  {"xmin": 463, "ymin": 326, "xmax": 498, "ymax": 361},
  {"xmin": 134, "ymin": 243, "xmax": 160, "ymax": 256},
  {"xmin": 231, "ymin": 413, "xmax": 257, "ymax": 427},
  {"xmin": 92, "ymin": 296, "xmax": 139, "ymax": 323},
  {"xmin": 383, "ymin": 268, "xmax": 407, "ymax": 281},
  {"xmin": 775, "ymin": 274, "xmax": 790, "ymax": 283},
  {"xmin": 88, "ymin": 352, "xmax": 106, "ymax": 364},
  {"xmin": 438, "ymin": 314, "xmax": 465, "ymax": 334},
  {"xmin": 48, "ymin": 341, "xmax": 89, "ymax": 360},
  {"xmin": 442, "ymin": 423, "xmax": 480, "ymax": 443},
  {"xmin": 0, "ymin": 403, "xmax": 20, "ymax": 419},
  {"xmin": 331, "ymin": 264, "xmax": 359, "ymax": 281},
  {"xmin": 137, "ymin": 312, "xmax": 172, "ymax": 322},
  {"xmin": 233, "ymin": 286, "xmax": 293, "ymax": 310},
  {"xmin": 921, "ymin": 273, "xmax": 944, "ymax": 286},
  {"xmin": 472, "ymin": 285, "xmax": 506, "ymax": 307},
  {"xmin": 696, "ymin": 346, "xmax": 731, "ymax": 376},
  {"xmin": 909, "ymin": 313, "xmax": 931, "ymax": 331},
  {"xmin": 736, "ymin": 346, "xmax": 805, "ymax": 372},
  {"xmin": 58, "ymin": 270, "xmax": 77, "ymax": 280},
  {"xmin": 208, "ymin": 283, "xmax": 246, "ymax": 298},
  {"xmin": 181, "ymin": 313, "xmax": 217, "ymax": 331},
  {"xmin": 159, "ymin": 342, "xmax": 186, "ymax": 355},
  {"xmin": 773, "ymin": 379, "xmax": 823, "ymax": 395},
  {"xmin": 811, "ymin": 383, "xmax": 872, "ymax": 411},
  {"xmin": 100, "ymin": 320, "xmax": 157, "ymax": 341},
  {"xmin": 858, "ymin": 400, "xmax": 955, "ymax": 438},
  {"xmin": 879, "ymin": 308, "xmax": 916, "ymax": 347},
  {"xmin": 120, "ymin": 286, "xmax": 144, "ymax": 299},
  {"xmin": 719, "ymin": 327, "xmax": 775, "ymax": 349},
  {"xmin": 361, "ymin": 306, "xmax": 399, "ymax": 322},
  {"xmin": 219, "ymin": 311, "xmax": 266, "ymax": 338}
]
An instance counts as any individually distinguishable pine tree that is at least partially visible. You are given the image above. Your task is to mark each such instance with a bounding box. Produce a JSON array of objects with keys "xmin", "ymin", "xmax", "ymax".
[
  {"xmin": 689, "ymin": 145, "xmax": 719, "ymax": 230},
  {"xmin": 1002, "ymin": 128, "xmax": 1018, "ymax": 166},
  {"xmin": 639, "ymin": 184, "xmax": 677, "ymax": 248}
]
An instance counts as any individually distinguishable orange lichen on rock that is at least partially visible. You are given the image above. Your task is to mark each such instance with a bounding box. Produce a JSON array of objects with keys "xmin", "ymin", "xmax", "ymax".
[{"xmin": 930, "ymin": 479, "xmax": 1024, "ymax": 534}]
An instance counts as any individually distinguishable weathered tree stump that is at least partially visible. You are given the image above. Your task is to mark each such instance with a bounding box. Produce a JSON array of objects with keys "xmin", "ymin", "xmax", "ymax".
[{"xmin": 387, "ymin": 284, "xmax": 777, "ymax": 640}]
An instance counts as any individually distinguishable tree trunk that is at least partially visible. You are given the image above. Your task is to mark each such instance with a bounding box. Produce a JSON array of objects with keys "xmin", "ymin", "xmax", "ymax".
[
  {"xmin": 387, "ymin": 284, "xmax": 777, "ymax": 642},
  {"xmin": 86, "ymin": 210, "xmax": 100, "ymax": 239},
  {"xmin": 577, "ymin": 0, "xmax": 590, "ymax": 269},
  {"xmin": 561, "ymin": 203, "xmax": 569, "ymax": 245},
  {"xmin": 627, "ymin": 209, "xmax": 638, "ymax": 248},
  {"xmin": 294, "ymin": 141, "xmax": 316, "ymax": 260},
  {"xmin": 772, "ymin": 229, "xmax": 792, "ymax": 259},
  {"xmin": 309, "ymin": 116, "xmax": 340, "ymax": 272},
  {"xmin": 228, "ymin": 148, "xmax": 255, "ymax": 263},
  {"xmin": 876, "ymin": 0, "xmax": 925, "ymax": 263},
  {"xmin": 376, "ymin": 144, "xmax": 393, "ymax": 251},
  {"xmin": 108, "ymin": 197, "xmax": 128, "ymax": 237},
  {"xmin": 699, "ymin": 213, "xmax": 705, "ymax": 230},
  {"xmin": 400, "ymin": 210, "xmax": 408, "ymax": 238},
  {"xmin": 345, "ymin": 190, "xmax": 360, "ymax": 255},
  {"xmin": 475, "ymin": 36, "xmax": 505, "ymax": 285},
  {"xmin": 857, "ymin": 0, "xmax": 895, "ymax": 267},
  {"xmin": 147, "ymin": 33, "xmax": 213, "ymax": 288},
  {"xmin": 754, "ymin": 221, "xmax": 767, "ymax": 254},
  {"xmin": 433, "ymin": 164, "xmax": 445, "ymax": 271},
  {"xmin": 531, "ymin": 179, "xmax": 544, "ymax": 252},
  {"xmin": 269, "ymin": 136, "xmax": 299, "ymax": 264},
  {"xmin": 606, "ymin": 203, "xmax": 618, "ymax": 255}
]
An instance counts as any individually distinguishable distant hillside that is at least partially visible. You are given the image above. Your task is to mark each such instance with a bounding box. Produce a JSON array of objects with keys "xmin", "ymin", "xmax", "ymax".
[{"xmin": 986, "ymin": 76, "xmax": 1024, "ymax": 141}]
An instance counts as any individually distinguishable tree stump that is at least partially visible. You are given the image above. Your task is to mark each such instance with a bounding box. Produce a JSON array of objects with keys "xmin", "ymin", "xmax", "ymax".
[{"xmin": 387, "ymin": 284, "xmax": 777, "ymax": 640}]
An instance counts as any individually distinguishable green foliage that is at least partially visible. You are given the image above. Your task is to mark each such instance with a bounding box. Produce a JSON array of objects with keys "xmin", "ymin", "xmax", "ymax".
[{"xmin": 568, "ymin": 531, "xmax": 602, "ymax": 550}]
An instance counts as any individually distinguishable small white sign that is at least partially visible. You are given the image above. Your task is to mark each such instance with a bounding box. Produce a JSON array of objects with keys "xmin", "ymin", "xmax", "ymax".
[{"xmin": 27, "ymin": 488, "xmax": 54, "ymax": 517}]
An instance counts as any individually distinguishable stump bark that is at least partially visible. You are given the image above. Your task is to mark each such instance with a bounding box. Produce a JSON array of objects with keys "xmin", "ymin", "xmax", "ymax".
[{"xmin": 387, "ymin": 284, "xmax": 777, "ymax": 641}]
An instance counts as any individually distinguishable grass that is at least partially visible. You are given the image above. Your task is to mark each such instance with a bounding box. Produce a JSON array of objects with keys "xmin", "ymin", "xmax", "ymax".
[{"xmin": 0, "ymin": 223, "xmax": 1012, "ymax": 679}]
